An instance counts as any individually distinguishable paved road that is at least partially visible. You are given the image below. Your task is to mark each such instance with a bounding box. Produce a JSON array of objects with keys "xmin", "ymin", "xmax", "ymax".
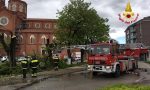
[
  {"xmin": 136, "ymin": 61, "xmax": 150, "ymax": 85},
  {"xmin": 21, "ymin": 62, "xmax": 150, "ymax": 90},
  {"xmin": 138, "ymin": 61, "xmax": 150, "ymax": 69},
  {"xmin": 1, "ymin": 62, "xmax": 150, "ymax": 90},
  {"xmin": 21, "ymin": 71, "xmax": 139, "ymax": 90}
]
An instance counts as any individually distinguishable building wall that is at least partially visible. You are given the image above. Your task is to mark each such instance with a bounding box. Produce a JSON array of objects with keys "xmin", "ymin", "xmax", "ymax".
[
  {"xmin": 0, "ymin": 0, "xmax": 57, "ymax": 56},
  {"xmin": 0, "ymin": 10, "xmax": 16, "ymax": 31},
  {"xmin": 125, "ymin": 17, "xmax": 150, "ymax": 47},
  {"xmin": 141, "ymin": 20, "xmax": 150, "ymax": 46}
]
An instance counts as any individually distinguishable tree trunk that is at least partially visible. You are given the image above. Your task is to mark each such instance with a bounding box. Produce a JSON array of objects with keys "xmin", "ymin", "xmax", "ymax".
[
  {"xmin": 10, "ymin": 37, "xmax": 17, "ymax": 67},
  {"xmin": 80, "ymin": 49, "xmax": 84, "ymax": 63}
]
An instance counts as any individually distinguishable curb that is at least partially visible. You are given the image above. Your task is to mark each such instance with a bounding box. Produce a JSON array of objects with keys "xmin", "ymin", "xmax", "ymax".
[{"xmin": 14, "ymin": 68, "xmax": 84, "ymax": 90}]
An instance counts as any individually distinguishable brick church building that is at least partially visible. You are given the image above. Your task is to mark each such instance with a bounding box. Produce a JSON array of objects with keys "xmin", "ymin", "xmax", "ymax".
[{"xmin": 0, "ymin": 0, "xmax": 57, "ymax": 56}]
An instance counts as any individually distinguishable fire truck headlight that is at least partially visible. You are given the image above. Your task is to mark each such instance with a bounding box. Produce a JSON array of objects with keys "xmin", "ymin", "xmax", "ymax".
[
  {"xmin": 88, "ymin": 65, "xmax": 93, "ymax": 70},
  {"xmin": 106, "ymin": 66, "xmax": 111, "ymax": 70}
]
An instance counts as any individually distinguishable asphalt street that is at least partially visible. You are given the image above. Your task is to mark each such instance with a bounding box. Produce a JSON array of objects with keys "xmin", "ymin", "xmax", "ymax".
[
  {"xmin": 1, "ymin": 61, "xmax": 150, "ymax": 90},
  {"xmin": 21, "ymin": 71, "xmax": 139, "ymax": 90}
]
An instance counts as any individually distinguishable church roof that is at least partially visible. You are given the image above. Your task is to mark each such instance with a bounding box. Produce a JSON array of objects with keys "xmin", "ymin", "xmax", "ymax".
[{"xmin": 24, "ymin": 18, "xmax": 57, "ymax": 22}]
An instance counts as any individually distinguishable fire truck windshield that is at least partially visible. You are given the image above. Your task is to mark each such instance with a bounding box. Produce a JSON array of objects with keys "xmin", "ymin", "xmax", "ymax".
[{"xmin": 89, "ymin": 45, "xmax": 110, "ymax": 54}]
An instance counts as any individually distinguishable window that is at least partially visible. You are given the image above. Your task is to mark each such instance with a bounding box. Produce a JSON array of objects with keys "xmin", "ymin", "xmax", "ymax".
[
  {"xmin": 19, "ymin": 5, "xmax": 23, "ymax": 12},
  {"xmin": 89, "ymin": 45, "xmax": 110, "ymax": 54},
  {"xmin": 0, "ymin": 16, "xmax": 9, "ymax": 26},
  {"xmin": 19, "ymin": 35, "xmax": 23, "ymax": 43},
  {"xmin": 30, "ymin": 35, "xmax": 36, "ymax": 44},
  {"xmin": 45, "ymin": 23, "xmax": 51, "ymax": 29},
  {"xmin": 35, "ymin": 23, "xmax": 41, "ymax": 28},
  {"xmin": 12, "ymin": 4, "xmax": 16, "ymax": 11},
  {"xmin": 26, "ymin": 23, "xmax": 30, "ymax": 28},
  {"xmin": 126, "ymin": 30, "xmax": 129, "ymax": 35},
  {"xmin": 41, "ymin": 35, "xmax": 47, "ymax": 44},
  {"xmin": 53, "ymin": 24, "xmax": 57, "ymax": 29}
]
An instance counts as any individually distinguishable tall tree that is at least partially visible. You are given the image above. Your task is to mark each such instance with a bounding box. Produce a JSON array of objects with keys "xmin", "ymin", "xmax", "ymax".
[
  {"xmin": 56, "ymin": 0, "xmax": 110, "ymax": 45},
  {"xmin": 55, "ymin": 0, "xmax": 110, "ymax": 63},
  {"xmin": 0, "ymin": 33, "xmax": 18, "ymax": 67}
]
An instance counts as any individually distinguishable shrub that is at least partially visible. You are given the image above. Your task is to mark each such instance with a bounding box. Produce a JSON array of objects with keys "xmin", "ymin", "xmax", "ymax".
[
  {"xmin": 58, "ymin": 60, "xmax": 69, "ymax": 69},
  {"xmin": 38, "ymin": 58, "xmax": 53, "ymax": 71},
  {"xmin": 10, "ymin": 64, "xmax": 22, "ymax": 75},
  {"xmin": 0, "ymin": 62, "xmax": 10, "ymax": 75},
  {"xmin": 0, "ymin": 62, "xmax": 22, "ymax": 75}
]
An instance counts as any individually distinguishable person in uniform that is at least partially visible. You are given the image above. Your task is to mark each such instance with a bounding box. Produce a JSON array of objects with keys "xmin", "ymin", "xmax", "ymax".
[
  {"xmin": 53, "ymin": 54, "xmax": 59, "ymax": 71},
  {"xmin": 21, "ymin": 59, "xmax": 28, "ymax": 78},
  {"xmin": 30, "ymin": 56, "xmax": 39, "ymax": 77}
]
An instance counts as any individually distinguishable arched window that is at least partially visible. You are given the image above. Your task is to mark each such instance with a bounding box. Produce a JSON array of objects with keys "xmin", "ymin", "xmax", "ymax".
[
  {"xmin": 12, "ymin": 4, "xmax": 16, "ymax": 11},
  {"xmin": 26, "ymin": 23, "xmax": 30, "ymax": 28},
  {"xmin": 53, "ymin": 24, "xmax": 57, "ymax": 29},
  {"xmin": 41, "ymin": 35, "xmax": 47, "ymax": 44},
  {"xmin": 35, "ymin": 23, "xmax": 41, "ymax": 28},
  {"xmin": 45, "ymin": 23, "xmax": 51, "ymax": 29},
  {"xmin": 30, "ymin": 35, "xmax": 36, "ymax": 44},
  {"xmin": 19, "ymin": 35, "xmax": 23, "ymax": 43},
  {"xmin": 19, "ymin": 5, "xmax": 23, "ymax": 12}
]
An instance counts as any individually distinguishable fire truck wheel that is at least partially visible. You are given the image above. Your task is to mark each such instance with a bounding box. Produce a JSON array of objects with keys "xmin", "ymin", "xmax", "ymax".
[{"xmin": 114, "ymin": 65, "xmax": 120, "ymax": 77}]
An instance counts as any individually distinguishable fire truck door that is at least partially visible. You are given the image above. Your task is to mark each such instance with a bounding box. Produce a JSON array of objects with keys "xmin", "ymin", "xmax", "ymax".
[{"xmin": 128, "ymin": 58, "xmax": 133, "ymax": 70}]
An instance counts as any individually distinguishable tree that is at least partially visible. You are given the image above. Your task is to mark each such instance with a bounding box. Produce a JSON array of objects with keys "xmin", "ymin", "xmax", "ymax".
[
  {"xmin": 56, "ymin": 0, "xmax": 109, "ymax": 45},
  {"xmin": 55, "ymin": 0, "xmax": 109, "ymax": 63},
  {"xmin": 44, "ymin": 39, "xmax": 59, "ymax": 68},
  {"xmin": 0, "ymin": 33, "xmax": 17, "ymax": 67},
  {"xmin": 0, "ymin": 24, "xmax": 22, "ymax": 67}
]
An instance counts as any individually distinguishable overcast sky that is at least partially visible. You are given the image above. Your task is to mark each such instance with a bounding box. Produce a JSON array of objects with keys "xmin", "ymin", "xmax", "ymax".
[{"xmin": 6, "ymin": 0, "xmax": 150, "ymax": 44}]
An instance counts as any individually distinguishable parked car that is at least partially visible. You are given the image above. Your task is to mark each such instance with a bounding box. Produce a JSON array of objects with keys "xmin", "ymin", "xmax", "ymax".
[
  {"xmin": 17, "ymin": 56, "xmax": 26, "ymax": 62},
  {"xmin": 52, "ymin": 54, "xmax": 59, "ymax": 59},
  {"xmin": 1, "ymin": 56, "xmax": 9, "ymax": 62}
]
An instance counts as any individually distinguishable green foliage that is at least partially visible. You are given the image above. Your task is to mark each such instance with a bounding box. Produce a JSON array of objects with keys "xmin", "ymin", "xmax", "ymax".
[
  {"xmin": 0, "ymin": 62, "xmax": 10, "ymax": 75},
  {"xmin": 0, "ymin": 62, "xmax": 22, "ymax": 75},
  {"xmin": 10, "ymin": 64, "xmax": 22, "ymax": 75},
  {"xmin": 145, "ymin": 61, "xmax": 150, "ymax": 64},
  {"xmin": 39, "ymin": 59, "xmax": 53, "ymax": 71},
  {"xmin": 99, "ymin": 84, "xmax": 150, "ymax": 90},
  {"xmin": 58, "ymin": 60, "xmax": 69, "ymax": 69},
  {"xmin": 56, "ymin": 0, "xmax": 110, "ymax": 45}
]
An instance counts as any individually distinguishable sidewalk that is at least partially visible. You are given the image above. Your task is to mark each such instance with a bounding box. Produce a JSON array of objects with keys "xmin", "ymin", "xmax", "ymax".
[
  {"xmin": 135, "ymin": 61, "xmax": 150, "ymax": 85},
  {"xmin": 0, "ymin": 65, "xmax": 85, "ymax": 90}
]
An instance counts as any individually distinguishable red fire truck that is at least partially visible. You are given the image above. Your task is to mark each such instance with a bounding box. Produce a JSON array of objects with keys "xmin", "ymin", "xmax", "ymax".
[{"xmin": 87, "ymin": 42, "xmax": 149, "ymax": 77}]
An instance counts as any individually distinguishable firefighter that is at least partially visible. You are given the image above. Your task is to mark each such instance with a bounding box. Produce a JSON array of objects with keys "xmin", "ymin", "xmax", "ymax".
[
  {"xmin": 21, "ymin": 59, "xmax": 28, "ymax": 78},
  {"xmin": 54, "ymin": 59, "xmax": 59, "ymax": 71},
  {"xmin": 30, "ymin": 56, "xmax": 39, "ymax": 77},
  {"xmin": 53, "ymin": 54, "xmax": 59, "ymax": 71}
]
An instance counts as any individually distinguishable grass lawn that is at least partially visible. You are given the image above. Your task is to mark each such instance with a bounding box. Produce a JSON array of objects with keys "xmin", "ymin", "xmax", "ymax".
[{"xmin": 99, "ymin": 84, "xmax": 150, "ymax": 90}]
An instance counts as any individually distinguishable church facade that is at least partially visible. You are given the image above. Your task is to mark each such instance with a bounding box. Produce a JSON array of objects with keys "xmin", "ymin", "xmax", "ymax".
[{"xmin": 0, "ymin": 0, "xmax": 57, "ymax": 56}]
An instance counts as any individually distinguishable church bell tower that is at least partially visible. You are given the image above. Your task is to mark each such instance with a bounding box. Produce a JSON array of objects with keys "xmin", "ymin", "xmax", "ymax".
[{"xmin": 8, "ymin": 0, "xmax": 27, "ymax": 19}]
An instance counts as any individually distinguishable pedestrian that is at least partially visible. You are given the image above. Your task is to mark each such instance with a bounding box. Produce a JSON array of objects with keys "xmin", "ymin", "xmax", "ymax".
[
  {"xmin": 21, "ymin": 59, "xmax": 28, "ymax": 78},
  {"xmin": 30, "ymin": 56, "xmax": 39, "ymax": 77}
]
